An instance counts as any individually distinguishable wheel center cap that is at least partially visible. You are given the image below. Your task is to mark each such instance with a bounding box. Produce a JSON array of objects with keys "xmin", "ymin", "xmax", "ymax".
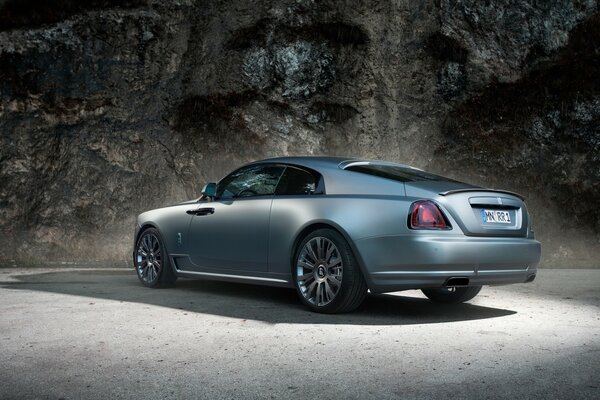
[{"xmin": 317, "ymin": 265, "xmax": 326, "ymax": 278}]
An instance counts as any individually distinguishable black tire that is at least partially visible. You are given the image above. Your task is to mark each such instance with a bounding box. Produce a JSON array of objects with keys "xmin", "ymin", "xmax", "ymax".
[
  {"xmin": 421, "ymin": 286, "xmax": 482, "ymax": 304},
  {"xmin": 293, "ymin": 228, "xmax": 367, "ymax": 313},
  {"xmin": 134, "ymin": 227, "xmax": 177, "ymax": 288}
]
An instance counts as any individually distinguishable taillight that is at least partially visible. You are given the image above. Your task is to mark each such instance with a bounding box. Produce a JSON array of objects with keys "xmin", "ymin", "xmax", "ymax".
[{"xmin": 409, "ymin": 200, "xmax": 451, "ymax": 230}]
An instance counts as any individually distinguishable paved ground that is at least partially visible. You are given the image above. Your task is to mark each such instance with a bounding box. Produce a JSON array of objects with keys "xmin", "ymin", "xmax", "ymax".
[{"xmin": 0, "ymin": 268, "xmax": 598, "ymax": 400}]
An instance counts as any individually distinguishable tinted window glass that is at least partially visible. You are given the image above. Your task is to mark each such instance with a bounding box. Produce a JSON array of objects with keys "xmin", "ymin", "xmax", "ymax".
[
  {"xmin": 275, "ymin": 167, "xmax": 318, "ymax": 195},
  {"xmin": 217, "ymin": 165, "xmax": 285, "ymax": 199},
  {"xmin": 345, "ymin": 164, "xmax": 455, "ymax": 183}
]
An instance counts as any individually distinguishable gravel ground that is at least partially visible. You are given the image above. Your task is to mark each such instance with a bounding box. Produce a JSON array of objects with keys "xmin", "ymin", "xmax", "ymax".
[{"xmin": 0, "ymin": 268, "xmax": 598, "ymax": 399}]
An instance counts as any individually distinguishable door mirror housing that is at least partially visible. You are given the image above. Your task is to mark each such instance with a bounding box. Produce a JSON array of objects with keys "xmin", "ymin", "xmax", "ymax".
[{"xmin": 201, "ymin": 182, "xmax": 217, "ymax": 199}]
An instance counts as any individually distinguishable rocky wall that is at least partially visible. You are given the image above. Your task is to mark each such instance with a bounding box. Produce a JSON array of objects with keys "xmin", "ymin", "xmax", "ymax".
[{"xmin": 0, "ymin": 0, "xmax": 598, "ymax": 266}]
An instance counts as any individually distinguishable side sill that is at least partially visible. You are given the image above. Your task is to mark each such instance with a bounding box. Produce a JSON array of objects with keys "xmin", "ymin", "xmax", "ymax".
[
  {"xmin": 178, "ymin": 270, "xmax": 289, "ymax": 284},
  {"xmin": 170, "ymin": 254, "xmax": 294, "ymax": 288}
]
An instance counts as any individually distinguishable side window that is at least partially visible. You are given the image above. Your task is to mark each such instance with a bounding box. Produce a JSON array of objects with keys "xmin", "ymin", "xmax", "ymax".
[
  {"xmin": 217, "ymin": 165, "xmax": 285, "ymax": 199},
  {"xmin": 275, "ymin": 167, "xmax": 319, "ymax": 195}
]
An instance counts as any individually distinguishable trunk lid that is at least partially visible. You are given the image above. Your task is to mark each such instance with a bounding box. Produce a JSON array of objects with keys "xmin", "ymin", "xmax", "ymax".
[{"xmin": 406, "ymin": 182, "xmax": 529, "ymax": 237}]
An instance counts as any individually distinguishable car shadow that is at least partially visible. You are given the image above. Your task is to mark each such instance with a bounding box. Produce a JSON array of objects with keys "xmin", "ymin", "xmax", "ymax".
[{"xmin": 1, "ymin": 269, "xmax": 517, "ymax": 325}]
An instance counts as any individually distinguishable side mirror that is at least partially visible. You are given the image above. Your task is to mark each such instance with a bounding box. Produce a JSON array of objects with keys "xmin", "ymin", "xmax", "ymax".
[{"xmin": 201, "ymin": 182, "xmax": 217, "ymax": 199}]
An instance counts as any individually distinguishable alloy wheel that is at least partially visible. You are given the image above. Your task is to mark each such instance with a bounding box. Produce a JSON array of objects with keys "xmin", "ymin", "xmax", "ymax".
[
  {"xmin": 136, "ymin": 232, "xmax": 162, "ymax": 284},
  {"xmin": 296, "ymin": 236, "xmax": 343, "ymax": 307}
]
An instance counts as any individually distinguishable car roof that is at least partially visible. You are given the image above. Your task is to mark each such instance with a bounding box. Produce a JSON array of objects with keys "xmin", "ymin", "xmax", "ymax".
[
  {"xmin": 253, "ymin": 156, "xmax": 417, "ymax": 171},
  {"xmin": 256, "ymin": 156, "xmax": 358, "ymax": 169},
  {"xmin": 240, "ymin": 156, "xmax": 458, "ymax": 195},
  {"xmin": 246, "ymin": 157, "xmax": 428, "ymax": 195}
]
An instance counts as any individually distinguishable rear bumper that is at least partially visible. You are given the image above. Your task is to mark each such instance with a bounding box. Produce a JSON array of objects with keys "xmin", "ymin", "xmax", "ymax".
[{"xmin": 353, "ymin": 234, "xmax": 541, "ymax": 293}]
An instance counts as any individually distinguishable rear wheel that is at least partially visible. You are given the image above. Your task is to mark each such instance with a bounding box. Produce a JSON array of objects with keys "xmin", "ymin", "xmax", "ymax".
[
  {"xmin": 135, "ymin": 228, "xmax": 177, "ymax": 288},
  {"xmin": 421, "ymin": 286, "xmax": 482, "ymax": 304},
  {"xmin": 293, "ymin": 229, "xmax": 367, "ymax": 313}
]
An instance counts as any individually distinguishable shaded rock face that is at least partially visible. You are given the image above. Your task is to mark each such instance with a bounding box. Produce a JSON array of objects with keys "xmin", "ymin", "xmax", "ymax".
[
  {"xmin": 439, "ymin": 0, "xmax": 596, "ymax": 80},
  {"xmin": 0, "ymin": 0, "xmax": 598, "ymax": 266}
]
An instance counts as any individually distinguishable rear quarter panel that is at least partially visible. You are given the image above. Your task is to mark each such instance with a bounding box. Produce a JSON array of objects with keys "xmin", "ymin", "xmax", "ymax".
[{"xmin": 268, "ymin": 195, "xmax": 423, "ymax": 275}]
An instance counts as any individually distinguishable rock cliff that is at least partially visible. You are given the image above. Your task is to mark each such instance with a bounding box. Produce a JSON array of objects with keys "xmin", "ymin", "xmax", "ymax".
[{"xmin": 0, "ymin": 0, "xmax": 598, "ymax": 266}]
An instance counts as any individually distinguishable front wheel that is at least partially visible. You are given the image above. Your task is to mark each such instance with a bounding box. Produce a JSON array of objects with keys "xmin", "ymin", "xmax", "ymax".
[
  {"xmin": 293, "ymin": 229, "xmax": 367, "ymax": 313},
  {"xmin": 134, "ymin": 228, "xmax": 177, "ymax": 288},
  {"xmin": 421, "ymin": 286, "xmax": 482, "ymax": 304}
]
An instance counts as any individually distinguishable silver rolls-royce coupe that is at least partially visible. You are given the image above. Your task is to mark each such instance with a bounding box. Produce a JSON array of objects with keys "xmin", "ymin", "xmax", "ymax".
[{"xmin": 133, "ymin": 157, "xmax": 540, "ymax": 313}]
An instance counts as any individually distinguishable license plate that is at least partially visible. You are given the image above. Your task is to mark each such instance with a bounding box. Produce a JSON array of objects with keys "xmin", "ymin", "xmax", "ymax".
[{"xmin": 481, "ymin": 209, "xmax": 511, "ymax": 224}]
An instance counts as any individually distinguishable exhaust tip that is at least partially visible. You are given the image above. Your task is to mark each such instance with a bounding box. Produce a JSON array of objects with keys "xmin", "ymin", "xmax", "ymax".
[
  {"xmin": 444, "ymin": 277, "xmax": 469, "ymax": 287},
  {"xmin": 525, "ymin": 273, "xmax": 536, "ymax": 283}
]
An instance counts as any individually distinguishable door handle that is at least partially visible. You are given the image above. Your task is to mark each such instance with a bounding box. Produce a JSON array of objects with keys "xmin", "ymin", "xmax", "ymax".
[{"xmin": 186, "ymin": 207, "xmax": 215, "ymax": 216}]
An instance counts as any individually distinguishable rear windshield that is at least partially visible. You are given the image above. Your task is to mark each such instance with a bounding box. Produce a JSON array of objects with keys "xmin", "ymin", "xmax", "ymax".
[{"xmin": 345, "ymin": 164, "xmax": 453, "ymax": 183}]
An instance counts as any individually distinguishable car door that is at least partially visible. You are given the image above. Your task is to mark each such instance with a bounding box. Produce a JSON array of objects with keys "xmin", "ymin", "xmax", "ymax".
[
  {"xmin": 268, "ymin": 166, "xmax": 324, "ymax": 274},
  {"xmin": 186, "ymin": 164, "xmax": 285, "ymax": 272}
]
